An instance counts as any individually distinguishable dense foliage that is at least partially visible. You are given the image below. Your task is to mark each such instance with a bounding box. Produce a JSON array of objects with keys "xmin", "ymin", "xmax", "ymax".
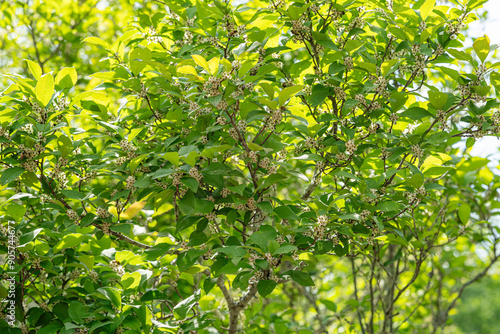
[{"xmin": 1, "ymin": 0, "xmax": 500, "ymax": 333}]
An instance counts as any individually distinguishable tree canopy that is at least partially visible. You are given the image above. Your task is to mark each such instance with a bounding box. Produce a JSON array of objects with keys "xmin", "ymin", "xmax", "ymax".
[{"xmin": 1, "ymin": 0, "xmax": 500, "ymax": 333}]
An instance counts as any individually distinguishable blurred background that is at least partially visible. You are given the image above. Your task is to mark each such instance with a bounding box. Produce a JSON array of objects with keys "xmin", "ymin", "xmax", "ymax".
[{"xmin": 446, "ymin": 2, "xmax": 500, "ymax": 332}]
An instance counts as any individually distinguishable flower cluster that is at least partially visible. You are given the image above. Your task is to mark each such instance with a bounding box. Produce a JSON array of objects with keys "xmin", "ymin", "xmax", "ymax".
[
  {"xmin": 96, "ymin": 207, "xmax": 109, "ymax": 219},
  {"xmin": 109, "ymin": 260, "xmax": 125, "ymax": 276}
]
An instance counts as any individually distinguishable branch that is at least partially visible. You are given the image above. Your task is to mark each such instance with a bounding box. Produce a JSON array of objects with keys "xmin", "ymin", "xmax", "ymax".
[
  {"xmin": 351, "ymin": 257, "xmax": 366, "ymax": 334},
  {"xmin": 302, "ymin": 166, "xmax": 322, "ymax": 200},
  {"xmin": 92, "ymin": 222, "xmax": 151, "ymax": 249}
]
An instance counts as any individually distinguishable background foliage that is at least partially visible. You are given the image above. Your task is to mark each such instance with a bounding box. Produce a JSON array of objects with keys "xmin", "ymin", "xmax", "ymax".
[{"xmin": 1, "ymin": 0, "xmax": 500, "ymax": 333}]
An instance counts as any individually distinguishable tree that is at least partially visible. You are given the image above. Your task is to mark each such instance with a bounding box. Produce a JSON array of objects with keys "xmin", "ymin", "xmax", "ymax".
[{"xmin": 1, "ymin": 0, "xmax": 500, "ymax": 333}]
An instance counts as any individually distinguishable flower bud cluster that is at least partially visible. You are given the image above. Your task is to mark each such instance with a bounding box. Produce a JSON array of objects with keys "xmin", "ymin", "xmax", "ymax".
[
  {"xmin": 203, "ymin": 76, "xmax": 222, "ymax": 97},
  {"xmin": 345, "ymin": 140, "xmax": 357, "ymax": 154},
  {"xmin": 476, "ymin": 64, "xmax": 487, "ymax": 81},
  {"xmin": 375, "ymin": 77, "xmax": 388, "ymax": 95},
  {"xmin": 67, "ymin": 209, "xmax": 79, "ymax": 223},
  {"xmin": 189, "ymin": 166, "xmax": 203, "ymax": 182},
  {"xmin": 217, "ymin": 116, "xmax": 226, "ymax": 126},
  {"xmin": 109, "ymin": 260, "xmax": 125, "ymax": 276},
  {"xmin": 265, "ymin": 109, "xmax": 283, "ymax": 130},
  {"xmin": 290, "ymin": 18, "xmax": 309, "ymax": 41},
  {"xmin": 265, "ymin": 252, "xmax": 279, "ymax": 267},
  {"xmin": 344, "ymin": 56, "xmax": 353, "ymax": 71},
  {"xmin": 69, "ymin": 268, "xmax": 81, "ymax": 281},
  {"xmin": 336, "ymin": 152, "xmax": 347, "ymax": 161},
  {"xmin": 411, "ymin": 145, "xmax": 424, "ymax": 159},
  {"xmin": 143, "ymin": 26, "xmax": 162, "ymax": 44},
  {"xmin": 125, "ymin": 176, "xmax": 135, "ymax": 189},
  {"xmin": 314, "ymin": 215, "xmax": 329, "ymax": 239},
  {"xmin": 360, "ymin": 209, "xmax": 370, "ymax": 221},
  {"xmin": 96, "ymin": 207, "xmax": 109, "ymax": 219},
  {"xmin": 380, "ymin": 148, "xmax": 390, "ymax": 160},
  {"xmin": 389, "ymin": 113, "xmax": 399, "ymax": 124},
  {"xmin": 89, "ymin": 270, "xmax": 99, "ymax": 282},
  {"xmin": 205, "ymin": 212, "xmax": 217, "ymax": 222},
  {"xmin": 334, "ymin": 86, "xmax": 346, "ymax": 100},
  {"xmin": 368, "ymin": 123, "xmax": 379, "ymax": 134}
]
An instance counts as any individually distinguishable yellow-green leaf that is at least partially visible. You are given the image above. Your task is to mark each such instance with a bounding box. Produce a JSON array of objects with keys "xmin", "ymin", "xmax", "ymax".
[
  {"xmin": 381, "ymin": 59, "xmax": 398, "ymax": 76},
  {"xmin": 458, "ymin": 203, "xmax": 470, "ymax": 224},
  {"xmin": 420, "ymin": 0, "xmax": 435, "ymax": 20},
  {"xmin": 83, "ymin": 36, "xmax": 109, "ymax": 49},
  {"xmin": 473, "ymin": 35, "xmax": 490, "ymax": 63},
  {"xmin": 490, "ymin": 71, "xmax": 500, "ymax": 91},
  {"xmin": 121, "ymin": 272, "xmax": 141, "ymax": 290},
  {"xmin": 247, "ymin": 142, "xmax": 264, "ymax": 151},
  {"xmin": 192, "ymin": 54, "xmax": 209, "ymax": 72},
  {"xmin": 163, "ymin": 152, "xmax": 179, "ymax": 166},
  {"xmin": 177, "ymin": 65, "xmax": 198, "ymax": 76},
  {"xmin": 55, "ymin": 67, "xmax": 78, "ymax": 88},
  {"xmin": 279, "ymin": 85, "xmax": 303, "ymax": 106},
  {"xmin": 25, "ymin": 59, "xmax": 42, "ymax": 80},
  {"xmin": 122, "ymin": 201, "xmax": 146, "ymax": 219},
  {"xmin": 35, "ymin": 73, "xmax": 54, "ymax": 108},
  {"xmin": 208, "ymin": 57, "xmax": 219, "ymax": 75}
]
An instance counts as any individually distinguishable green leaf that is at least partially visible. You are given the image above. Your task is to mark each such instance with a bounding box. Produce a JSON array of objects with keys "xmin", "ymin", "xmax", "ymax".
[
  {"xmin": 247, "ymin": 142, "xmax": 264, "ymax": 151},
  {"xmin": 55, "ymin": 67, "xmax": 78, "ymax": 88},
  {"xmin": 208, "ymin": 57, "xmax": 219, "ymax": 76},
  {"xmin": 428, "ymin": 91, "xmax": 448, "ymax": 110},
  {"xmin": 400, "ymin": 107, "xmax": 433, "ymax": 120},
  {"xmin": 279, "ymin": 85, "xmax": 303, "ymax": 106},
  {"xmin": 381, "ymin": 59, "xmax": 399, "ymax": 76},
  {"xmin": 247, "ymin": 225, "xmax": 278, "ymax": 250},
  {"xmin": 68, "ymin": 301, "xmax": 85, "ymax": 324},
  {"xmin": 54, "ymin": 233, "xmax": 86, "ymax": 252},
  {"xmin": 420, "ymin": 0, "xmax": 436, "ymax": 20},
  {"xmin": 19, "ymin": 228, "xmax": 43, "ymax": 246},
  {"xmin": 181, "ymin": 177, "xmax": 199, "ymax": 193},
  {"xmin": 344, "ymin": 40, "xmax": 363, "ymax": 53},
  {"xmin": 284, "ymin": 270, "xmax": 315, "ymax": 286},
  {"xmin": 35, "ymin": 73, "xmax": 54, "ymax": 107},
  {"xmin": 96, "ymin": 287, "xmax": 121, "ymax": 309},
  {"xmin": 174, "ymin": 292, "xmax": 199, "ymax": 319},
  {"xmin": 130, "ymin": 47, "xmax": 152, "ymax": 75},
  {"xmin": 38, "ymin": 324, "xmax": 63, "ymax": 334},
  {"xmin": 320, "ymin": 299, "xmax": 337, "ymax": 312},
  {"xmin": 163, "ymin": 152, "xmax": 179, "ymax": 166},
  {"xmin": 257, "ymin": 280, "xmax": 277, "ymax": 297},
  {"xmin": 310, "ymin": 85, "xmax": 331, "ymax": 108},
  {"xmin": 57, "ymin": 135, "xmax": 73, "ymax": 157},
  {"xmin": 216, "ymin": 246, "xmax": 247, "ymax": 264},
  {"xmin": 1, "ymin": 167, "xmax": 25, "ymax": 185},
  {"xmin": 390, "ymin": 92, "xmax": 408, "ymax": 112},
  {"xmin": 274, "ymin": 205, "xmax": 301, "ymax": 221},
  {"xmin": 25, "ymin": 59, "xmax": 42, "ymax": 80},
  {"xmin": 60, "ymin": 190, "xmax": 85, "ymax": 200},
  {"xmin": 260, "ymin": 82, "xmax": 275, "ymax": 99},
  {"xmin": 273, "ymin": 245, "xmax": 298, "ymax": 255},
  {"xmin": 179, "ymin": 191, "xmax": 214, "ymax": 216},
  {"xmin": 473, "ymin": 35, "xmax": 490, "ymax": 63},
  {"xmin": 447, "ymin": 49, "xmax": 473, "ymax": 62},
  {"xmin": 458, "ymin": 203, "xmax": 471, "ymax": 224},
  {"xmin": 472, "ymin": 86, "xmax": 490, "ymax": 96},
  {"xmin": 6, "ymin": 203, "xmax": 26, "ymax": 221},
  {"xmin": 77, "ymin": 255, "xmax": 95, "ymax": 270}
]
